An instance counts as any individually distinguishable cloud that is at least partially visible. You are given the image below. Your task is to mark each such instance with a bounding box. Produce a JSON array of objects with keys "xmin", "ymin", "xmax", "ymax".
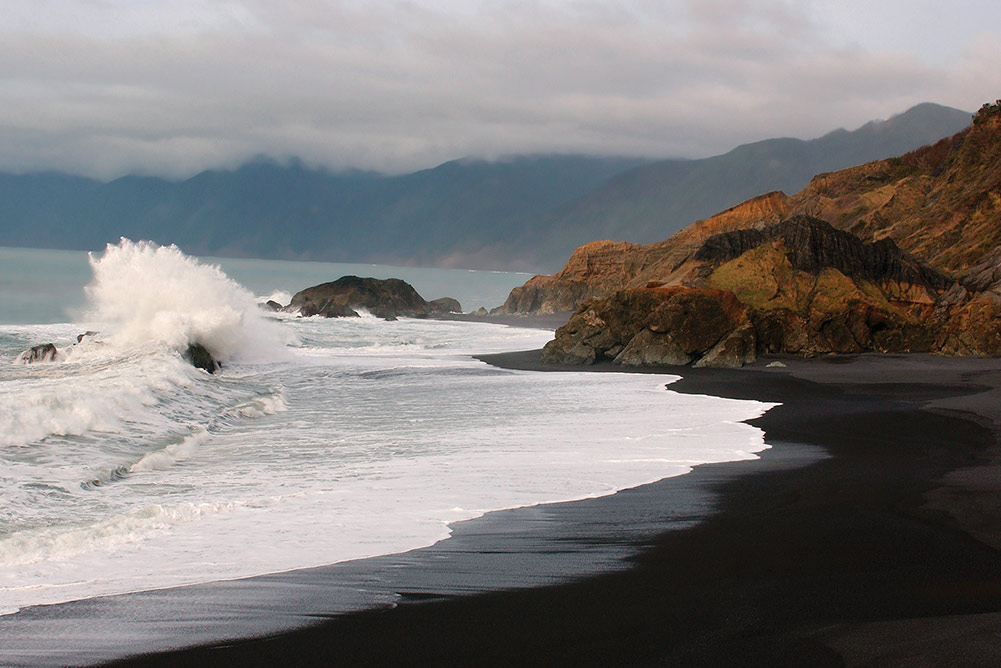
[{"xmin": 0, "ymin": 0, "xmax": 994, "ymax": 178}]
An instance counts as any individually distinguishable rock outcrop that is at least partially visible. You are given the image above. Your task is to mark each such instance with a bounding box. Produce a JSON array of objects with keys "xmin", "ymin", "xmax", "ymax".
[
  {"xmin": 428, "ymin": 297, "xmax": 462, "ymax": 314},
  {"xmin": 694, "ymin": 216, "xmax": 950, "ymax": 290},
  {"xmin": 284, "ymin": 275, "xmax": 464, "ymax": 319},
  {"xmin": 260, "ymin": 300, "xmax": 284, "ymax": 312},
  {"xmin": 288, "ymin": 276, "xmax": 432, "ymax": 319},
  {"xmin": 17, "ymin": 343, "xmax": 59, "ymax": 364},
  {"xmin": 499, "ymin": 103, "xmax": 1001, "ymax": 315},
  {"xmin": 542, "ymin": 214, "xmax": 1001, "ymax": 367},
  {"xmin": 542, "ymin": 287, "xmax": 754, "ymax": 368},
  {"xmin": 506, "ymin": 101, "xmax": 1001, "ymax": 367},
  {"xmin": 492, "ymin": 191, "xmax": 791, "ymax": 315}
]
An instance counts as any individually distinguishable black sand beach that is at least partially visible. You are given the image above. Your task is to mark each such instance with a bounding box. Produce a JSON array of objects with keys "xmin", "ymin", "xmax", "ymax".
[{"xmin": 101, "ymin": 351, "xmax": 1001, "ymax": 666}]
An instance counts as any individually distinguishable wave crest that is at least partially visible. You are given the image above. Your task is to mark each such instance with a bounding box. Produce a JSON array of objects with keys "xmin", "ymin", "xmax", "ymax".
[{"xmin": 86, "ymin": 239, "xmax": 287, "ymax": 364}]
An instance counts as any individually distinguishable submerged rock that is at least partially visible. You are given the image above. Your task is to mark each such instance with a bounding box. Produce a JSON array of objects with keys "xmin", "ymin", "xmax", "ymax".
[{"xmin": 185, "ymin": 343, "xmax": 220, "ymax": 374}]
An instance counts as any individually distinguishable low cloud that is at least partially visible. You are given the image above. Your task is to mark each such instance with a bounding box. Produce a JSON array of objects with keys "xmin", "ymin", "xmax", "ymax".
[{"xmin": 0, "ymin": 0, "xmax": 997, "ymax": 179}]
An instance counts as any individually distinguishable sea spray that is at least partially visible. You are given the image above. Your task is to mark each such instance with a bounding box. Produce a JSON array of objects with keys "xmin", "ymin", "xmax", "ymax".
[
  {"xmin": 0, "ymin": 242, "xmax": 295, "ymax": 447},
  {"xmin": 85, "ymin": 239, "xmax": 288, "ymax": 364}
]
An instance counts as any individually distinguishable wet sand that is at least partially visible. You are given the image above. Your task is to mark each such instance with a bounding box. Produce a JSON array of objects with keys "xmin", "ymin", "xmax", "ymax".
[
  {"xmin": 106, "ymin": 351, "xmax": 1001, "ymax": 666},
  {"xmin": 436, "ymin": 310, "xmax": 573, "ymax": 330}
]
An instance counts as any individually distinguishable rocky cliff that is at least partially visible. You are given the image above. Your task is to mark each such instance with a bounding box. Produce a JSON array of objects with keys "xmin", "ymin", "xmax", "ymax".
[
  {"xmin": 494, "ymin": 191, "xmax": 793, "ymax": 314},
  {"xmin": 522, "ymin": 102, "xmax": 1001, "ymax": 367},
  {"xmin": 544, "ymin": 216, "xmax": 996, "ymax": 366},
  {"xmin": 499, "ymin": 103, "xmax": 1001, "ymax": 316}
]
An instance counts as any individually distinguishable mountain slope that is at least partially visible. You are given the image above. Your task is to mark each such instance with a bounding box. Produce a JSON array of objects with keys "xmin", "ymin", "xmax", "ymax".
[
  {"xmin": 0, "ymin": 103, "xmax": 972, "ymax": 272},
  {"xmin": 0, "ymin": 156, "xmax": 644, "ymax": 271},
  {"xmin": 519, "ymin": 103, "xmax": 972, "ymax": 268},
  {"xmin": 499, "ymin": 101, "xmax": 1001, "ymax": 315}
]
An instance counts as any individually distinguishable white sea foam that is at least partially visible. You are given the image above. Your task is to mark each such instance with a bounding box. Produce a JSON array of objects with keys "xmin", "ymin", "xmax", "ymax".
[
  {"xmin": 0, "ymin": 240, "xmax": 294, "ymax": 448},
  {"xmin": 128, "ymin": 429, "xmax": 209, "ymax": 472},
  {"xmin": 0, "ymin": 500, "xmax": 239, "ymax": 568},
  {"xmin": 86, "ymin": 239, "xmax": 288, "ymax": 364},
  {"xmin": 260, "ymin": 290, "xmax": 292, "ymax": 307},
  {"xmin": 0, "ymin": 345, "xmax": 197, "ymax": 447}
]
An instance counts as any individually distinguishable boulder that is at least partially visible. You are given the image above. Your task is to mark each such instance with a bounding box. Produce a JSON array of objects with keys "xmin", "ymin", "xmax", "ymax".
[
  {"xmin": 428, "ymin": 297, "xmax": 462, "ymax": 314},
  {"xmin": 185, "ymin": 343, "xmax": 220, "ymax": 374},
  {"xmin": 693, "ymin": 322, "xmax": 757, "ymax": 368},
  {"xmin": 614, "ymin": 329, "xmax": 692, "ymax": 367}
]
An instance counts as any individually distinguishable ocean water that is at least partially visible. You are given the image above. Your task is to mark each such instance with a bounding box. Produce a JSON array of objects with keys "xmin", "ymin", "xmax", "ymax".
[{"xmin": 0, "ymin": 241, "xmax": 774, "ymax": 617}]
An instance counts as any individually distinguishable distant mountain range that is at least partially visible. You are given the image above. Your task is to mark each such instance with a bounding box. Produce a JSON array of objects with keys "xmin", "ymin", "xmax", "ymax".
[{"xmin": 0, "ymin": 103, "xmax": 972, "ymax": 272}]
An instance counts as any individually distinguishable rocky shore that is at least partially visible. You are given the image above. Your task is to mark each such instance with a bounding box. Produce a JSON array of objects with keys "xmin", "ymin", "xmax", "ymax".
[{"xmin": 541, "ymin": 215, "xmax": 1001, "ymax": 368}]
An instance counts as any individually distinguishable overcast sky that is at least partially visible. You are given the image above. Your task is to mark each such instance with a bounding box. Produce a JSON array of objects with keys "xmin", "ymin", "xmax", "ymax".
[{"xmin": 1, "ymin": 0, "xmax": 999, "ymax": 179}]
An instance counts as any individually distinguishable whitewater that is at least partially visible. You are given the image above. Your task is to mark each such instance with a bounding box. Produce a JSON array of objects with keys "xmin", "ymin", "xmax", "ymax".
[{"xmin": 0, "ymin": 240, "xmax": 774, "ymax": 618}]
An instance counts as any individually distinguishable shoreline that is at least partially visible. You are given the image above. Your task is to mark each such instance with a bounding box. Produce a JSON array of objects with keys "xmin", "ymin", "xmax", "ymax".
[
  {"xmin": 436, "ymin": 310, "xmax": 572, "ymax": 330},
  {"xmin": 0, "ymin": 345, "xmax": 789, "ymax": 666},
  {"xmin": 106, "ymin": 350, "xmax": 1001, "ymax": 665}
]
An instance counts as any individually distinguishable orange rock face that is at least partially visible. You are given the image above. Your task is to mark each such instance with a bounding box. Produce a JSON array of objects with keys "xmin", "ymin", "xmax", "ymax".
[
  {"xmin": 785, "ymin": 110, "xmax": 1001, "ymax": 274},
  {"xmin": 541, "ymin": 286, "xmax": 756, "ymax": 368},
  {"xmin": 500, "ymin": 102, "xmax": 1001, "ymax": 366}
]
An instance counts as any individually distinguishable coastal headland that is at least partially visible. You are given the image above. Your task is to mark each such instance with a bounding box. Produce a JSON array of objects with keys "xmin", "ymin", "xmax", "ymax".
[
  {"xmin": 99, "ymin": 104, "xmax": 1001, "ymax": 665},
  {"xmin": 113, "ymin": 350, "xmax": 1001, "ymax": 666}
]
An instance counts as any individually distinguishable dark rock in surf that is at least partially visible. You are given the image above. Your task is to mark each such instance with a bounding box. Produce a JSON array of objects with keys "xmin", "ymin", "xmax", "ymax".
[
  {"xmin": 19, "ymin": 343, "xmax": 59, "ymax": 364},
  {"xmin": 77, "ymin": 331, "xmax": 98, "ymax": 343},
  {"xmin": 293, "ymin": 301, "xmax": 360, "ymax": 318},
  {"xmin": 185, "ymin": 343, "xmax": 220, "ymax": 374},
  {"xmin": 260, "ymin": 300, "xmax": 284, "ymax": 312},
  {"xmin": 288, "ymin": 276, "xmax": 432, "ymax": 319},
  {"xmin": 428, "ymin": 297, "xmax": 462, "ymax": 314}
]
